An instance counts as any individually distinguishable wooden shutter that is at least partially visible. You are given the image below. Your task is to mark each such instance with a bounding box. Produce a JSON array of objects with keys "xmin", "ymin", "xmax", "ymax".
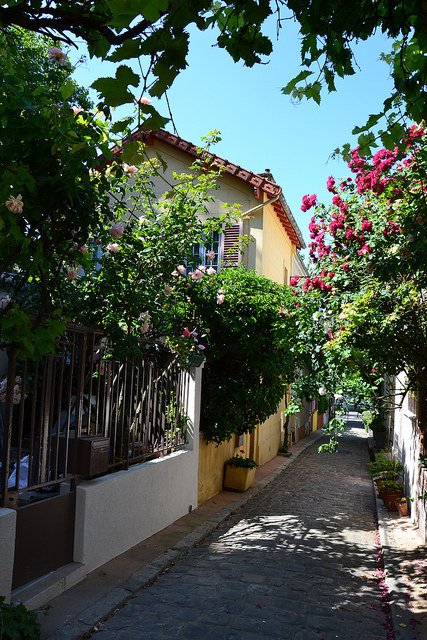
[{"xmin": 221, "ymin": 222, "xmax": 243, "ymax": 266}]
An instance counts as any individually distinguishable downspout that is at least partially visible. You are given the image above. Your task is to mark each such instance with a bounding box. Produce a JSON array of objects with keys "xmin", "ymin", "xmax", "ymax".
[{"xmin": 240, "ymin": 188, "xmax": 282, "ymax": 219}]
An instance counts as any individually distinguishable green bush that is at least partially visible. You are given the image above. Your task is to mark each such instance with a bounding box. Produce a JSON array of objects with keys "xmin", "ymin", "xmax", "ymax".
[
  {"xmin": 187, "ymin": 268, "xmax": 296, "ymax": 444},
  {"xmin": 226, "ymin": 454, "xmax": 257, "ymax": 469},
  {"xmin": 317, "ymin": 395, "xmax": 329, "ymax": 414},
  {"xmin": 0, "ymin": 597, "xmax": 40, "ymax": 640}
]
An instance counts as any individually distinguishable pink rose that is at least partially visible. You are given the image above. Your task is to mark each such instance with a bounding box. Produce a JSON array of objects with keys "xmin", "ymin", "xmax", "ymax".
[
  {"xmin": 191, "ymin": 270, "xmax": 203, "ymax": 281},
  {"xmin": 177, "ymin": 265, "xmax": 186, "ymax": 275},
  {"xmin": 136, "ymin": 97, "xmax": 151, "ymax": 105},
  {"xmin": 217, "ymin": 294, "xmax": 225, "ymax": 305},
  {"xmin": 123, "ymin": 163, "xmax": 138, "ymax": 176},
  {"xmin": 67, "ymin": 269, "xmax": 78, "ymax": 280},
  {"xmin": 48, "ymin": 47, "xmax": 67, "ymax": 64},
  {"xmin": 106, "ymin": 243, "xmax": 120, "ymax": 252},
  {"xmin": 206, "ymin": 267, "xmax": 216, "ymax": 275},
  {"xmin": 110, "ymin": 222, "xmax": 126, "ymax": 239},
  {"xmin": 72, "ymin": 106, "xmax": 84, "ymax": 115},
  {"xmin": 5, "ymin": 194, "xmax": 23, "ymax": 214},
  {"xmin": 206, "ymin": 250, "xmax": 216, "ymax": 262},
  {"xmin": 164, "ymin": 284, "xmax": 172, "ymax": 295}
]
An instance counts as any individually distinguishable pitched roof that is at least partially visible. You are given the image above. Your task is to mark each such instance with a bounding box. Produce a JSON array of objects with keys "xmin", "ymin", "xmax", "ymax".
[{"xmin": 114, "ymin": 128, "xmax": 305, "ymax": 250}]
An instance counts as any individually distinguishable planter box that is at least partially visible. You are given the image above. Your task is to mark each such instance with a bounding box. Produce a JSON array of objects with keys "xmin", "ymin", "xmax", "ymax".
[{"xmin": 224, "ymin": 465, "xmax": 256, "ymax": 491}]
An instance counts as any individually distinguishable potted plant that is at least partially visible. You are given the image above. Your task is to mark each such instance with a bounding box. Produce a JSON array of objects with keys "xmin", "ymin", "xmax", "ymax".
[
  {"xmin": 277, "ymin": 440, "xmax": 292, "ymax": 457},
  {"xmin": 224, "ymin": 451, "xmax": 257, "ymax": 491},
  {"xmin": 396, "ymin": 497, "xmax": 409, "ymax": 517},
  {"xmin": 368, "ymin": 452, "xmax": 404, "ymax": 509},
  {"xmin": 378, "ymin": 480, "xmax": 404, "ymax": 510}
]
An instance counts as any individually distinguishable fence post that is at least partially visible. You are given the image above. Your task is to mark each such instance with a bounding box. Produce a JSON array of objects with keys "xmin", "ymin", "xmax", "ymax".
[{"xmin": 185, "ymin": 363, "xmax": 204, "ymax": 458}]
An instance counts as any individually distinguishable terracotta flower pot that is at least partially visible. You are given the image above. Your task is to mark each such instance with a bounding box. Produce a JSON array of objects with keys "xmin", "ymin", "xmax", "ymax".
[
  {"xmin": 397, "ymin": 501, "xmax": 408, "ymax": 517},
  {"xmin": 382, "ymin": 490, "xmax": 403, "ymax": 511}
]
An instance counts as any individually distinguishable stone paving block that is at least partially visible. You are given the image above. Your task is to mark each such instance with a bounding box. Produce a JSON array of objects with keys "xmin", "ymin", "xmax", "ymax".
[{"xmin": 78, "ymin": 423, "xmax": 394, "ymax": 640}]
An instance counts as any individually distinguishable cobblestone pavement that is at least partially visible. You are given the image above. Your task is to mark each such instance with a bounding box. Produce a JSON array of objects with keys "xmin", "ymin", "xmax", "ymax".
[{"xmin": 89, "ymin": 419, "xmax": 390, "ymax": 640}]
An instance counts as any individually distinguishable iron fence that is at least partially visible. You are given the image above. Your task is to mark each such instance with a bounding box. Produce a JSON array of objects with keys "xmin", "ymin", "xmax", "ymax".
[{"xmin": 0, "ymin": 325, "xmax": 190, "ymax": 508}]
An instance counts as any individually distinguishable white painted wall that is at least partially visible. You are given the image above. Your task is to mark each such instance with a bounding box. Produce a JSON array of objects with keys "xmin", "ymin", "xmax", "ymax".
[
  {"xmin": 0, "ymin": 508, "xmax": 16, "ymax": 602},
  {"xmin": 392, "ymin": 373, "xmax": 423, "ymax": 536},
  {"xmin": 73, "ymin": 365, "xmax": 201, "ymax": 573}
]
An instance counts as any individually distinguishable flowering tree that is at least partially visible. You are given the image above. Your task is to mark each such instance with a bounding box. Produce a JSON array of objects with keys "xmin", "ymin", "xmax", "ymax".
[
  {"xmin": 287, "ymin": 123, "xmax": 427, "ymax": 451},
  {"xmin": 0, "ymin": 30, "xmax": 238, "ymax": 360},
  {"xmin": 64, "ymin": 142, "xmax": 240, "ymax": 359},
  {"xmin": 0, "ymin": 28, "xmax": 115, "ymax": 358}
]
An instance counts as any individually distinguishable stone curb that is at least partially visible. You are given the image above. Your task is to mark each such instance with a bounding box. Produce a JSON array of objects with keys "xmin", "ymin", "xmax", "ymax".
[
  {"xmin": 46, "ymin": 431, "xmax": 324, "ymax": 640},
  {"xmin": 374, "ymin": 485, "xmax": 415, "ymax": 640}
]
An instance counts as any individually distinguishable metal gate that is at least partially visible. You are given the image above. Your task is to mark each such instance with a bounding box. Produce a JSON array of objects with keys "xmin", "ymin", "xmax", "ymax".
[{"xmin": 0, "ymin": 325, "xmax": 189, "ymax": 589}]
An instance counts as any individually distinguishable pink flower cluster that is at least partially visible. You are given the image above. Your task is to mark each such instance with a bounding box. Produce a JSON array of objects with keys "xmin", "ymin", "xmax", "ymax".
[
  {"xmin": 358, "ymin": 244, "xmax": 373, "ymax": 256},
  {"xmin": 301, "ymin": 275, "xmax": 333, "ymax": 293},
  {"xmin": 326, "ymin": 176, "xmax": 336, "ymax": 193},
  {"xmin": 181, "ymin": 329, "xmax": 205, "ymax": 350},
  {"xmin": 382, "ymin": 220, "xmax": 401, "ymax": 237},
  {"xmin": 110, "ymin": 222, "xmax": 126, "ymax": 239},
  {"xmin": 48, "ymin": 47, "xmax": 67, "ymax": 64},
  {"xmin": 308, "ymin": 216, "xmax": 331, "ymax": 262},
  {"xmin": 301, "ymin": 194, "xmax": 317, "ymax": 212}
]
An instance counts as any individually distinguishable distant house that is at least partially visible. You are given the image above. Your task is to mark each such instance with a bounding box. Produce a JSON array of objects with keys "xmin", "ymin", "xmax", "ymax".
[{"xmin": 122, "ymin": 129, "xmax": 309, "ymax": 502}]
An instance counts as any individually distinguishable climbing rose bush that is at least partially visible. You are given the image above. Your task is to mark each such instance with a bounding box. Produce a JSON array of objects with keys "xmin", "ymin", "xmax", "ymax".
[{"xmin": 286, "ymin": 123, "xmax": 427, "ymax": 446}]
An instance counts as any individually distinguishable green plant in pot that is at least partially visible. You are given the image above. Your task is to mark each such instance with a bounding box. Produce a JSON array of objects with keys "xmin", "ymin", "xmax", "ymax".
[{"xmin": 377, "ymin": 479, "xmax": 404, "ymax": 511}]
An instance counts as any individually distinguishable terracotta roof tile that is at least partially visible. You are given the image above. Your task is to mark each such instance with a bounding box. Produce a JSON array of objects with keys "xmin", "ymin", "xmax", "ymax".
[{"xmin": 113, "ymin": 129, "xmax": 304, "ymax": 249}]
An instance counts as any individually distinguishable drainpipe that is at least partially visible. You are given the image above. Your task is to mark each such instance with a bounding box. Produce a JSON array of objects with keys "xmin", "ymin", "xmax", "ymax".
[{"xmin": 240, "ymin": 187, "xmax": 282, "ymax": 219}]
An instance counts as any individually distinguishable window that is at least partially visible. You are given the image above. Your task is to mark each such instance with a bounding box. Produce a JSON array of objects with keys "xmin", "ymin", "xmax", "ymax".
[
  {"xmin": 190, "ymin": 231, "xmax": 220, "ymax": 273},
  {"xmin": 188, "ymin": 223, "xmax": 243, "ymax": 274}
]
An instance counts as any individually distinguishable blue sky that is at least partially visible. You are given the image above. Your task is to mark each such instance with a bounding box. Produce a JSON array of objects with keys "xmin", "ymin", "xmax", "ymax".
[{"xmin": 72, "ymin": 16, "xmax": 394, "ymax": 249}]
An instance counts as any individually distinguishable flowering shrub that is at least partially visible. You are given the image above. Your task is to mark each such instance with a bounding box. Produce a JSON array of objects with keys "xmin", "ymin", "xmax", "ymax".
[
  {"xmin": 174, "ymin": 267, "xmax": 296, "ymax": 444},
  {"xmin": 226, "ymin": 453, "xmax": 257, "ymax": 469},
  {"xmin": 64, "ymin": 137, "xmax": 239, "ymax": 359},
  {"xmin": 285, "ymin": 123, "xmax": 427, "ymax": 451},
  {"xmin": 0, "ymin": 30, "xmax": 239, "ymax": 360},
  {"xmin": 0, "ymin": 28, "xmax": 111, "ymax": 358}
]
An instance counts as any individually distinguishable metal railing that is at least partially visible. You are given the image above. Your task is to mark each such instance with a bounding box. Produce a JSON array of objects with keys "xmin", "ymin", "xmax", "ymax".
[{"xmin": 0, "ymin": 325, "xmax": 190, "ymax": 508}]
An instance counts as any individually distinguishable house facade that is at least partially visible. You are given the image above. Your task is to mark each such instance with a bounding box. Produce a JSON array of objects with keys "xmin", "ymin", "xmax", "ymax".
[{"xmin": 131, "ymin": 130, "xmax": 308, "ymax": 502}]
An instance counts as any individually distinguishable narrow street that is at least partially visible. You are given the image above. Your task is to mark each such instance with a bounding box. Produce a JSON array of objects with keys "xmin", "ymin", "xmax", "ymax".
[{"xmin": 90, "ymin": 415, "xmax": 390, "ymax": 640}]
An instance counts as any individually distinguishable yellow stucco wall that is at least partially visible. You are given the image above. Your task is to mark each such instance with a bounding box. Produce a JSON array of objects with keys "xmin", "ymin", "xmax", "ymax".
[
  {"xmin": 198, "ymin": 432, "xmax": 253, "ymax": 504},
  {"xmin": 261, "ymin": 202, "xmax": 294, "ymax": 285},
  {"xmin": 144, "ymin": 141, "xmax": 257, "ymax": 219},
  {"xmin": 254, "ymin": 396, "xmax": 286, "ymax": 466},
  {"xmin": 312, "ymin": 410, "xmax": 318, "ymax": 431}
]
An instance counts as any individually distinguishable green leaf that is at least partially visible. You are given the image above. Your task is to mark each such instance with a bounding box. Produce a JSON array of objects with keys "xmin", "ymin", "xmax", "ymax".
[
  {"xmin": 120, "ymin": 140, "xmax": 142, "ymax": 165},
  {"xmin": 107, "ymin": 38, "xmax": 144, "ymax": 63},
  {"xmin": 282, "ymin": 70, "xmax": 313, "ymax": 95},
  {"xmin": 110, "ymin": 117, "xmax": 134, "ymax": 134},
  {"xmin": 59, "ymin": 80, "xmax": 75, "ymax": 100},
  {"xmin": 91, "ymin": 64, "xmax": 139, "ymax": 107}
]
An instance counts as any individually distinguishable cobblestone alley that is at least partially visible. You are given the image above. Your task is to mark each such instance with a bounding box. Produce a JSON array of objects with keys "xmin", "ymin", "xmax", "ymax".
[{"xmin": 88, "ymin": 417, "xmax": 391, "ymax": 640}]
